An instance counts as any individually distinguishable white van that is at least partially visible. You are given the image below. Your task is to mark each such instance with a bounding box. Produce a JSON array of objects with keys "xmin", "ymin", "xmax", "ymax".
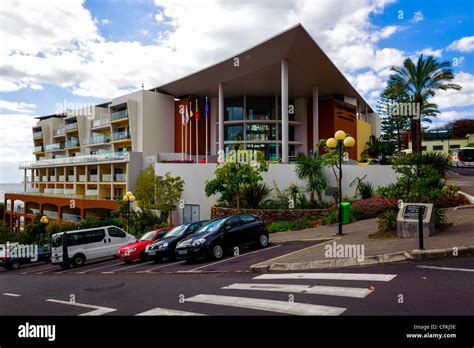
[
  {"xmin": 451, "ymin": 147, "xmax": 474, "ymax": 168},
  {"xmin": 50, "ymin": 226, "xmax": 136, "ymax": 269}
]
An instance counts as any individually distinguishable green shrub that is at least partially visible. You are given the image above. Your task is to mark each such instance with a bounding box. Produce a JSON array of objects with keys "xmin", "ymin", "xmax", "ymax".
[
  {"xmin": 267, "ymin": 219, "xmax": 309, "ymax": 233},
  {"xmin": 359, "ymin": 182, "xmax": 374, "ymax": 199},
  {"xmin": 0, "ymin": 221, "xmax": 18, "ymax": 244},
  {"xmin": 434, "ymin": 208, "xmax": 448, "ymax": 227},
  {"xmin": 240, "ymin": 182, "xmax": 273, "ymax": 208},
  {"xmin": 377, "ymin": 210, "xmax": 397, "ymax": 232},
  {"xmin": 351, "ymin": 197, "xmax": 398, "ymax": 220},
  {"xmin": 321, "ymin": 207, "xmax": 338, "ymax": 225}
]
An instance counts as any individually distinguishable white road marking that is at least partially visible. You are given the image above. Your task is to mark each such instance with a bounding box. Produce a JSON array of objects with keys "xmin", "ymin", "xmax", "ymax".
[
  {"xmin": 417, "ymin": 265, "xmax": 474, "ymax": 272},
  {"xmin": 46, "ymin": 299, "xmax": 117, "ymax": 316},
  {"xmin": 185, "ymin": 245, "xmax": 282, "ymax": 272},
  {"xmin": 74, "ymin": 260, "xmax": 125, "ymax": 274},
  {"xmin": 2, "ymin": 293, "xmax": 21, "ymax": 297},
  {"xmin": 253, "ymin": 273, "xmax": 397, "ymax": 282},
  {"xmin": 56, "ymin": 259, "xmax": 120, "ymax": 274},
  {"xmin": 185, "ymin": 294, "xmax": 346, "ymax": 316},
  {"xmin": 21, "ymin": 264, "xmax": 58, "ymax": 274},
  {"xmin": 136, "ymin": 307, "xmax": 205, "ymax": 316},
  {"xmin": 99, "ymin": 261, "xmax": 154, "ymax": 274},
  {"xmin": 140, "ymin": 261, "xmax": 185, "ymax": 273},
  {"xmin": 222, "ymin": 283, "xmax": 373, "ymax": 298}
]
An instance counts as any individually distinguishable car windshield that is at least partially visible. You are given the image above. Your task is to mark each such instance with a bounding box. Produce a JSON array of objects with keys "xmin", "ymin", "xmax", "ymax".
[
  {"xmin": 164, "ymin": 224, "xmax": 189, "ymax": 238},
  {"xmin": 139, "ymin": 231, "xmax": 156, "ymax": 241},
  {"xmin": 51, "ymin": 234, "xmax": 63, "ymax": 248},
  {"xmin": 194, "ymin": 218, "xmax": 225, "ymax": 235},
  {"xmin": 459, "ymin": 149, "xmax": 474, "ymax": 161}
]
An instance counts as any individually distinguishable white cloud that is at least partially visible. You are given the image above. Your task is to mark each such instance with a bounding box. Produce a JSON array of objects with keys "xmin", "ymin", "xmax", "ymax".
[
  {"xmin": 101, "ymin": 19, "xmax": 110, "ymax": 25},
  {"xmin": 416, "ymin": 48, "xmax": 443, "ymax": 58},
  {"xmin": 430, "ymin": 110, "xmax": 474, "ymax": 128},
  {"xmin": 447, "ymin": 36, "xmax": 474, "ymax": 53},
  {"xmin": 0, "ymin": 100, "xmax": 36, "ymax": 113},
  {"xmin": 432, "ymin": 72, "xmax": 474, "ymax": 109},
  {"xmin": 411, "ymin": 10, "xmax": 424, "ymax": 23}
]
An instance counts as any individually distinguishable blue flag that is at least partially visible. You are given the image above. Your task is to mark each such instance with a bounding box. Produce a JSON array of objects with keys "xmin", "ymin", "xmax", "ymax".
[{"xmin": 205, "ymin": 96, "xmax": 209, "ymax": 118}]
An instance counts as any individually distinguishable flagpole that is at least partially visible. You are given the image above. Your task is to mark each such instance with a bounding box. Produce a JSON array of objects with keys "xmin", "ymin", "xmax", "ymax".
[
  {"xmin": 189, "ymin": 110, "xmax": 192, "ymax": 162},
  {"xmin": 205, "ymin": 97, "xmax": 208, "ymax": 163},
  {"xmin": 196, "ymin": 99, "xmax": 199, "ymax": 163},
  {"xmin": 185, "ymin": 105, "xmax": 188, "ymax": 161},
  {"xmin": 181, "ymin": 122, "xmax": 184, "ymax": 160}
]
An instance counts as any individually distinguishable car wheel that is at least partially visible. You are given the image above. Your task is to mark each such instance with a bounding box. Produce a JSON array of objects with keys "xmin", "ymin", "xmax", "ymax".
[
  {"xmin": 60, "ymin": 262, "xmax": 70, "ymax": 269},
  {"xmin": 9, "ymin": 260, "xmax": 20, "ymax": 270},
  {"xmin": 211, "ymin": 244, "xmax": 223, "ymax": 260},
  {"xmin": 71, "ymin": 254, "xmax": 86, "ymax": 268},
  {"xmin": 258, "ymin": 234, "xmax": 269, "ymax": 248}
]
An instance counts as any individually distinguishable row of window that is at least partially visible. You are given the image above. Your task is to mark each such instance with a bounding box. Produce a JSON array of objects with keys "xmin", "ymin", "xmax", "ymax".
[
  {"xmin": 224, "ymin": 97, "xmax": 295, "ymax": 121},
  {"xmin": 224, "ymin": 124, "xmax": 295, "ymax": 142},
  {"xmin": 422, "ymin": 144, "xmax": 461, "ymax": 151}
]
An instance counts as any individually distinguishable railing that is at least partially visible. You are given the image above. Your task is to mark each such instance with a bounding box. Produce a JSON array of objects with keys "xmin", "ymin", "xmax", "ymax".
[
  {"xmin": 33, "ymin": 131, "xmax": 43, "ymax": 138},
  {"xmin": 92, "ymin": 117, "xmax": 111, "ymax": 128},
  {"xmin": 29, "ymin": 208, "xmax": 40, "ymax": 215},
  {"xmin": 111, "ymin": 131, "xmax": 130, "ymax": 141},
  {"xmin": 58, "ymin": 175, "xmax": 65, "ymax": 181},
  {"xmin": 102, "ymin": 174, "xmax": 112, "ymax": 182},
  {"xmin": 67, "ymin": 175, "xmax": 75, "ymax": 182},
  {"xmin": 44, "ymin": 188, "xmax": 54, "ymax": 193},
  {"xmin": 34, "ymin": 145, "xmax": 43, "ymax": 153},
  {"xmin": 65, "ymin": 139, "xmax": 79, "ymax": 148},
  {"xmin": 64, "ymin": 189, "xmax": 76, "ymax": 195},
  {"xmin": 85, "ymin": 189, "xmax": 98, "ymax": 196},
  {"xmin": 114, "ymin": 174, "xmax": 126, "ymax": 182},
  {"xmin": 78, "ymin": 175, "xmax": 86, "ymax": 182},
  {"xmin": 41, "ymin": 176, "xmax": 48, "ymax": 182},
  {"xmin": 54, "ymin": 128, "xmax": 65, "ymax": 136},
  {"xmin": 89, "ymin": 174, "xmax": 98, "ymax": 182},
  {"xmin": 62, "ymin": 213, "xmax": 80, "ymax": 222},
  {"xmin": 53, "ymin": 189, "xmax": 64, "ymax": 194},
  {"xmin": 46, "ymin": 143, "xmax": 64, "ymax": 151},
  {"xmin": 49, "ymin": 176, "xmax": 56, "ymax": 182},
  {"xmin": 43, "ymin": 210, "xmax": 58, "ymax": 219},
  {"xmin": 26, "ymin": 187, "xmax": 39, "ymax": 193},
  {"xmin": 19, "ymin": 151, "xmax": 129, "ymax": 169},
  {"xmin": 83, "ymin": 134, "xmax": 110, "ymax": 145},
  {"xmin": 64, "ymin": 123, "xmax": 78, "ymax": 131},
  {"xmin": 111, "ymin": 110, "xmax": 128, "ymax": 121},
  {"xmin": 34, "ymin": 177, "xmax": 40, "ymax": 181}
]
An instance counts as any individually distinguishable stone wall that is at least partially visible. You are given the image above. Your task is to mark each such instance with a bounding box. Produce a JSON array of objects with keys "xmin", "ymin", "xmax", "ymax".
[{"xmin": 210, "ymin": 206, "xmax": 330, "ymax": 225}]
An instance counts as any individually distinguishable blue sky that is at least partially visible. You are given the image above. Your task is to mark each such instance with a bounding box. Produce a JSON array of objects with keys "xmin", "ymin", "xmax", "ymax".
[{"xmin": 0, "ymin": 0, "xmax": 473, "ymax": 182}]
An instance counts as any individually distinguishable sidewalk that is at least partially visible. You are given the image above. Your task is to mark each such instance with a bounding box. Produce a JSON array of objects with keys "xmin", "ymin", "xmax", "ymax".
[{"xmin": 253, "ymin": 206, "xmax": 474, "ymax": 271}]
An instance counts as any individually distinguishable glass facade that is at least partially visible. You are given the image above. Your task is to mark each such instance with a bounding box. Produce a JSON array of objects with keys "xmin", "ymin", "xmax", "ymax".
[
  {"xmin": 247, "ymin": 97, "xmax": 275, "ymax": 120},
  {"xmin": 224, "ymin": 125, "xmax": 244, "ymax": 141},
  {"xmin": 224, "ymin": 97, "xmax": 243, "ymax": 121},
  {"xmin": 246, "ymin": 124, "xmax": 276, "ymax": 141}
]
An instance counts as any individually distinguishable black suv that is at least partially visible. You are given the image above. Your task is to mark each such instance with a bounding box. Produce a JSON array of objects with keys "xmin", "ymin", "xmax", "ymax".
[
  {"xmin": 145, "ymin": 220, "xmax": 207, "ymax": 261},
  {"xmin": 175, "ymin": 214, "xmax": 269, "ymax": 261}
]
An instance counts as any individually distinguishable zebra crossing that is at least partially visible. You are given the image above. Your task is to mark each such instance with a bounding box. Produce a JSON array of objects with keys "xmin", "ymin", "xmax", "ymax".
[{"xmin": 133, "ymin": 272, "xmax": 397, "ymax": 316}]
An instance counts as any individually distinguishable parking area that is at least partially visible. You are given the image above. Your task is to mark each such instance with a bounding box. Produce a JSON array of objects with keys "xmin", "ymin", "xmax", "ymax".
[{"xmin": 1, "ymin": 240, "xmax": 322, "ymax": 275}]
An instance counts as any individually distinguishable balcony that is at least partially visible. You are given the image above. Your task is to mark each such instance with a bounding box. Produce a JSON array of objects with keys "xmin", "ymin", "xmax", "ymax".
[
  {"xmin": 111, "ymin": 131, "xmax": 130, "ymax": 142},
  {"xmin": 89, "ymin": 174, "xmax": 98, "ymax": 182},
  {"xmin": 45, "ymin": 143, "xmax": 64, "ymax": 151},
  {"xmin": 67, "ymin": 175, "xmax": 75, "ymax": 182},
  {"xmin": 83, "ymin": 134, "xmax": 110, "ymax": 146},
  {"xmin": 43, "ymin": 210, "xmax": 58, "ymax": 219},
  {"xmin": 26, "ymin": 187, "xmax": 39, "ymax": 193},
  {"xmin": 64, "ymin": 189, "xmax": 76, "ymax": 195},
  {"xmin": 78, "ymin": 175, "xmax": 86, "ymax": 182},
  {"xmin": 44, "ymin": 188, "xmax": 54, "ymax": 194},
  {"xmin": 64, "ymin": 123, "xmax": 78, "ymax": 132},
  {"xmin": 62, "ymin": 213, "xmax": 80, "ymax": 222},
  {"xmin": 65, "ymin": 139, "xmax": 79, "ymax": 148},
  {"xmin": 58, "ymin": 175, "xmax": 65, "ymax": 181},
  {"xmin": 42, "ymin": 176, "xmax": 48, "ymax": 182},
  {"xmin": 111, "ymin": 110, "xmax": 128, "ymax": 121},
  {"xmin": 19, "ymin": 151, "xmax": 129, "ymax": 169},
  {"xmin": 53, "ymin": 128, "xmax": 65, "ymax": 137},
  {"xmin": 33, "ymin": 145, "xmax": 44, "ymax": 153},
  {"xmin": 92, "ymin": 117, "xmax": 111, "ymax": 128},
  {"xmin": 33, "ymin": 131, "xmax": 43, "ymax": 138},
  {"xmin": 85, "ymin": 189, "xmax": 98, "ymax": 196},
  {"xmin": 49, "ymin": 176, "xmax": 56, "ymax": 182},
  {"xmin": 34, "ymin": 176, "xmax": 40, "ymax": 181},
  {"xmin": 53, "ymin": 189, "xmax": 64, "ymax": 194},
  {"xmin": 114, "ymin": 174, "xmax": 126, "ymax": 182},
  {"xmin": 102, "ymin": 174, "xmax": 112, "ymax": 182}
]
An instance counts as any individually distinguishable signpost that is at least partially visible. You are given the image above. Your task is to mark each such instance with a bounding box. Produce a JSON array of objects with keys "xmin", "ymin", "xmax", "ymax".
[{"xmin": 397, "ymin": 203, "xmax": 434, "ymax": 241}]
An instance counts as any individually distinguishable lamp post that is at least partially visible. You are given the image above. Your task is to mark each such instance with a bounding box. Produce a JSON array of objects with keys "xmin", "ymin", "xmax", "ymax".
[
  {"xmin": 40, "ymin": 215, "xmax": 49, "ymax": 225},
  {"xmin": 326, "ymin": 130, "xmax": 356, "ymax": 235},
  {"xmin": 122, "ymin": 191, "xmax": 136, "ymax": 233}
]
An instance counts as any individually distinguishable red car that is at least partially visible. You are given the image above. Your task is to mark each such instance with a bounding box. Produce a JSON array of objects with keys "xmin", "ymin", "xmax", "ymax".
[{"xmin": 116, "ymin": 227, "xmax": 171, "ymax": 263}]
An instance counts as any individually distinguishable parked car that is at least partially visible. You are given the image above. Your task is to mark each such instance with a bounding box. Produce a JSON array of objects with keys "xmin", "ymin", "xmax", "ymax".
[
  {"xmin": 145, "ymin": 221, "xmax": 207, "ymax": 262},
  {"xmin": 451, "ymin": 147, "xmax": 474, "ymax": 168},
  {"xmin": 175, "ymin": 214, "xmax": 269, "ymax": 261},
  {"xmin": 116, "ymin": 227, "xmax": 172, "ymax": 263},
  {"xmin": 0, "ymin": 245, "xmax": 50, "ymax": 271},
  {"xmin": 51, "ymin": 226, "xmax": 136, "ymax": 269}
]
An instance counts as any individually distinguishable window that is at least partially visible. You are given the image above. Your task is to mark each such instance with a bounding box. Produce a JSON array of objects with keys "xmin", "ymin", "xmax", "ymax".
[
  {"xmin": 85, "ymin": 229, "xmax": 106, "ymax": 243},
  {"xmin": 67, "ymin": 232, "xmax": 87, "ymax": 246},
  {"xmin": 432, "ymin": 145, "xmax": 443, "ymax": 151},
  {"xmin": 225, "ymin": 216, "xmax": 241, "ymax": 228},
  {"xmin": 449, "ymin": 145, "xmax": 461, "ymax": 150},
  {"xmin": 421, "ymin": 146, "xmax": 427, "ymax": 151},
  {"xmin": 245, "ymin": 124, "xmax": 276, "ymax": 141},
  {"xmin": 108, "ymin": 227, "xmax": 126, "ymax": 238},
  {"xmin": 247, "ymin": 97, "xmax": 276, "ymax": 120},
  {"xmin": 224, "ymin": 98, "xmax": 243, "ymax": 121},
  {"xmin": 188, "ymin": 221, "xmax": 204, "ymax": 233},
  {"xmin": 224, "ymin": 125, "xmax": 243, "ymax": 141},
  {"xmin": 240, "ymin": 215, "xmax": 257, "ymax": 224}
]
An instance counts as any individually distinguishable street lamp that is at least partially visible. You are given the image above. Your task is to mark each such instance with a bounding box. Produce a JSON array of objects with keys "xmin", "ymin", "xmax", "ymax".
[
  {"xmin": 40, "ymin": 215, "xmax": 49, "ymax": 225},
  {"xmin": 122, "ymin": 191, "xmax": 136, "ymax": 233},
  {"xmin": 326, "ymin": 130, "xmax": 356, "ymax": 235}
]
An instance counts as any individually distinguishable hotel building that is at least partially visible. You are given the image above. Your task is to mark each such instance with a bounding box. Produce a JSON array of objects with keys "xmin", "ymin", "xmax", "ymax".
[{"xmin": 5, "ymin": 24, "xmax": 380, "ymax": 230}]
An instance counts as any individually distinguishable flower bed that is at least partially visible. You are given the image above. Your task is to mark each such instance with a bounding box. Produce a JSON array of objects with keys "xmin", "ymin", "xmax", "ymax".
[
  {"xmin": 351, "ymin": 197, "xmax": 399, "ymax": 220},
  {"xmin": 210, "ymin": 206, "xmax": 330, "ymax": 225}
]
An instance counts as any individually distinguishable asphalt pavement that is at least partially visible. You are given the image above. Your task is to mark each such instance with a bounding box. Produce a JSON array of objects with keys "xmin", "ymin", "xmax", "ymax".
[{"xmin": 0, "ymin": 257, "xmax": 472, "ymax": 316}]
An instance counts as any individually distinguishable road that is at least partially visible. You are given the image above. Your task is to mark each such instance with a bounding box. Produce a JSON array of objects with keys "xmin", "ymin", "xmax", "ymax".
[
  {"xmin": 447, "ymin": 167, "xmax": 474, "ymax": 195},
  {"xmin": 0, "ymin": 257, "xmax": 472, "ymax": 316}
]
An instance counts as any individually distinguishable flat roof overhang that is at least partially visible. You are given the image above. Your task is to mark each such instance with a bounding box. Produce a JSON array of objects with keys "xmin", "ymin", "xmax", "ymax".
[{"xmin": 152, "ymin": 24, "xmax": 373, "ymax": 113}]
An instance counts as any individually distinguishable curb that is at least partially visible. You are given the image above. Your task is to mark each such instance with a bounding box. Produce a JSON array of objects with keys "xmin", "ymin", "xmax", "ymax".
[{"xmin": 250, "ymin": 245, "xmax": 474, "ymax": 272}]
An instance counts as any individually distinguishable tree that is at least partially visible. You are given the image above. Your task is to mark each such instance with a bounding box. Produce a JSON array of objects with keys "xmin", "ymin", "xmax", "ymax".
[
  {"xmin": 383, "ymin": 55, "xmax": 461, "ymax": 154},
  {"xmin": 155, "ymin": 172, "xmax": 185, "ymax": 224},
  {"xmin": 205, "ymin": 151, "xmax": 268, "ymax": 209},
  {"xmin": 378, "ymin": 95, "xmax": 410, "ymax": 152},
  {"xmin": 361, "ymin": 136, "xmax": 396, "ymax": 164},
  {"xmin": 295, "ymin": 154, "xmax": 328, "ymax": 203},
  {"xmin": 135, "ymin": 164, "xmax": 157, "ymax": 209}
]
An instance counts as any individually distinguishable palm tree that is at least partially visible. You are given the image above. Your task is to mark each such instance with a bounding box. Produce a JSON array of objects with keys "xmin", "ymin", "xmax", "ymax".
[
  {"xmin": 384, "ymin": 55, "xmax": 461, "ymax": 154},
  {"xmin": 295, "ymin": 154, "xmax": 328, "ymax": 203}
]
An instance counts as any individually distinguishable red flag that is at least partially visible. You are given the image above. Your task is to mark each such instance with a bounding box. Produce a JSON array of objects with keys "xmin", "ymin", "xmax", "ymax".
[{"xmin": 195, "ymin": 99, "xmax": 199, "ymax": 120}]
